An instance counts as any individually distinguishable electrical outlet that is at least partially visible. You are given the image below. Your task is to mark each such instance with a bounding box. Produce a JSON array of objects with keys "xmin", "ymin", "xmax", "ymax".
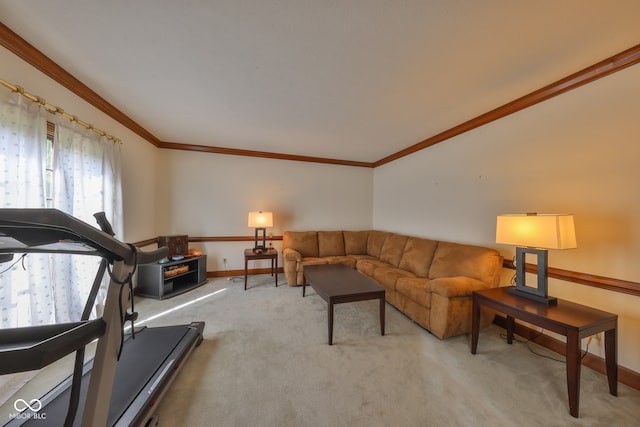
[
  {"xmin": 595, "ymin": 332, "xmax": 603, "ymax": 342},
  {"xmin": 223, "ymin": 258, "xmax": 227, "ymax": 264}
]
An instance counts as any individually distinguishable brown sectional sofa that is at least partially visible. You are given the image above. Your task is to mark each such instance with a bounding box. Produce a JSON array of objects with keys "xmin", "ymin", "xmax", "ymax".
[{"xmin": 282, "ymin": 230, "xmax": 503, "ymax": 339}]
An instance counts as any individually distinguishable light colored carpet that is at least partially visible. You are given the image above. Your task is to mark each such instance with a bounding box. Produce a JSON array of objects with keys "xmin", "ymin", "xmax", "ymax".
[
  {"xmin": 2, "ymin": 274, "xmax": 639, "ymax": 426},
  {"xmin": 142, "ymin": 275, "xmax": 639, "ymax": 427}
]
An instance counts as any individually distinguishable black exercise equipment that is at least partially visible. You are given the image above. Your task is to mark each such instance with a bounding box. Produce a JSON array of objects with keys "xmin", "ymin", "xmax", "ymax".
[{"xmin": 0, "ymin": 209, "xmax": 205, "ymax": 426}]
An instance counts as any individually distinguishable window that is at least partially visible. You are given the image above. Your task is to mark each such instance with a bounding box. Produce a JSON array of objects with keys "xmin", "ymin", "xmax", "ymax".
[{"xmin": 45, "ymin": 121, "xmax": 54, "ymax": 208}]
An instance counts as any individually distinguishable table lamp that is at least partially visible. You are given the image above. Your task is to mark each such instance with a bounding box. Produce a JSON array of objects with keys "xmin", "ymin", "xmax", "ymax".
[
  {"xmin": 248, "ymin": 211, "xmax": 273, "ymax": 252},
  {"xmin": 496, "ymin": 213, "xmax": 577, "ymax": 304}
]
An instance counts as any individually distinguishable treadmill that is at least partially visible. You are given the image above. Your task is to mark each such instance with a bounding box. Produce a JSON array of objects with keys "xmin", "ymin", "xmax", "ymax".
[{"xmin": 0, "ymin": 209, "xmax": 205, "ymax": 427}]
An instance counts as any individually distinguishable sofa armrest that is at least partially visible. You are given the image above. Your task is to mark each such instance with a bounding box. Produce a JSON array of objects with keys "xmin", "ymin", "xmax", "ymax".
[
  {"xmin": 282, "ymin": 248, "xmax": 302, "ymax": 286},
  {"xmin": 426, "ymin": 276, "xmax": 489, "ymax": 298},
  {"xmin": 283, "ymin": 247, "xmax": 302, "ymax": 262}
]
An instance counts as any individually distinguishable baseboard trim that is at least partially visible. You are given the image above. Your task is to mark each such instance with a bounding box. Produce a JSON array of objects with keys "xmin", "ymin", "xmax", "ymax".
[
  {"xmin": 493, "ymin": 314, "xmax": 640, "ymax": 391},
  {"xmin": 208, "ymin": 267, "xmax": 285, "ymax": 279}
]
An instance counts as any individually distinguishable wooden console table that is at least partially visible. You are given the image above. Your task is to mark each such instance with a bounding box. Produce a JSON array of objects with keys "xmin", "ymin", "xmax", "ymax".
[{"xmin": 471, "ymin": 286, "xmax": 617, "ymax": 418}]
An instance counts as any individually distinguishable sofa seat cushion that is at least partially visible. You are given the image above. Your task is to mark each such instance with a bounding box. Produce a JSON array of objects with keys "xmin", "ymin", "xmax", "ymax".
[
  {"xmin": 298, "ymin": 257, "xmax": 328, "ymax": 271},
  {"xmin": 398, "ymin": 237, "xmax": 438, "ymax": 277},
  {"xmin": 379, "ymin": 234, "xmax": 409, "ymax": 267},
  {"xmin": 348, "ymin": 254, "xmax": 377, "ymax": 263},
  {"xmin": 396, "ymin": 277, "xmax": 431, "ymax": 308},
  {"xmin": 426, "ymin": 276, "xmax": 490, "ymax": 298},
  {"xmin": 323, "ymin": 255, "xmax": 357, "ymax": 269},
  {"xmin": 372, "ymin": 266, "xmax": 416, "ymax": 292},
  {"xmin": 356, "ymin": 258, "xmax": 388, "ymax": 277},
  {"xmin": 318, "ymin": 231, "xmax": 345, "ymax": 257},
  {"xmin": 343, "ymin": 230, "xmax": 370, "ymax": 255}
]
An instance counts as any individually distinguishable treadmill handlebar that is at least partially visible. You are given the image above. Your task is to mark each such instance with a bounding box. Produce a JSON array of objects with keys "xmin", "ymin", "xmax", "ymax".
[
  {"xmin": 136, "ymin": 247, "xmax": 169, "ymax": 265},
  {"xmin": 0, "ymin": 208, "xmax": 133, "ymax": 262},
  {"xmin": 0, "ymin": 209, "xmax": 172, "ymax": 266},
  {"xmin": 93, "ymin": 212, "xmax": 115, "ymax": 236},
  {"xmin": 90, "ymin": 211, "xmax": 169, "ymax": 265}
]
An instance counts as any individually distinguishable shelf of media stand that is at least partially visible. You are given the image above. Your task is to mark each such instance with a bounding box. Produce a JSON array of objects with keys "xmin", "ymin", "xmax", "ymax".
[{"xmin": 136, "ymin": 255, "xmax": 207, "ymax": 300}]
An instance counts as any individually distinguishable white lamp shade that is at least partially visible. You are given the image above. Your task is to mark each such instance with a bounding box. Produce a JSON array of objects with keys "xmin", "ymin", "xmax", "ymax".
[
  {"xmin": 496, "ymin": 214, "xmax": 576, "ymax": 249},
  {"xmin": 248, "ymin": 211, "xmax": 273, "ymax": 228}
]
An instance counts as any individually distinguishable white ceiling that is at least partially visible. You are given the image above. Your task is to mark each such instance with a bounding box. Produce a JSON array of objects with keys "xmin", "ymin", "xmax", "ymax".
[{"xmin": 1, "ymin": 1, "xmax": 639, "ymax": 163}]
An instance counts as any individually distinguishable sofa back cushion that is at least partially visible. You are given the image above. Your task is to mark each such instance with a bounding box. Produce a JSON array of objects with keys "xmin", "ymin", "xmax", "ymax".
[
  {"xmin": 379, "ymin": 234, "xmax": 409, "ymax": 267},
  {"xmin": 367, "ymin": 231, "xmax": 391, "ymax": 258},
  {"xmin": 283, "ymin": 231, "xmax": 319, "ymax": 257},
  {"xmin": 398, "ymin": 237, "xmax": 438, "ymax": 277},
  {"xmin": 428, "ymin": 241, "xmax": 503, "ymax": 285},
  {"xmin": 343, "ymin": 230, "xmax": 370, "ymax": 255},
  {"xmin": 318, "ymin": 231, "xmax": 345, "ymax": 257}
]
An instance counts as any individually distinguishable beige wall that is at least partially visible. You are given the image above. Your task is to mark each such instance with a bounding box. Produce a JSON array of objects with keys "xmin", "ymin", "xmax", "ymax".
[
  {"xmin": 373, "ymin": 64, "xmax": 640, "ymax": 372},
  {"xmin": 155, "ymin": 149, "xmax": 373, "ymax": 271}
]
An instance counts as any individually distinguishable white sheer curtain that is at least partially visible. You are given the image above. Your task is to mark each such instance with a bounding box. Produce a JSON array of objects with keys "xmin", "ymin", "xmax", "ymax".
[
  {"xmin": 0, "ymin": 90, "xmax": 123, "ymax": 327},
  {"xmin": 0, "ymin": 91, "xmax": 54, "ymax": 327},
  {"xmin": 52, "ymin": 118, "xmax": 123, "ymax": 322}
]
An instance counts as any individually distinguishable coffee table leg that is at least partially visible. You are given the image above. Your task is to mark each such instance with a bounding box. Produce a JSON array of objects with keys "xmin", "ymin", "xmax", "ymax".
[
  {"xmin": 379, "ymin": 295, "xmax": 385, "ymax": 336},
  {"xmin": 328, "ymin": 300, "xmax": 334, "ymax": 345}
]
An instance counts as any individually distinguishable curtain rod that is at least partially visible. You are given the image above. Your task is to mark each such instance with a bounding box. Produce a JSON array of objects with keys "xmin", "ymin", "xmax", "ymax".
[{"xmin": 0, "ymin": 78, "xmax": 122, "ymax": 144}]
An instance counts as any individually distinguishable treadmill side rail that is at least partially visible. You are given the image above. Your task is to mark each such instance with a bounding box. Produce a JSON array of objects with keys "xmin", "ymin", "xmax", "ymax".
[{"xmin": 0, "ymin": 320, "xmax": 105, "ymax": 375}]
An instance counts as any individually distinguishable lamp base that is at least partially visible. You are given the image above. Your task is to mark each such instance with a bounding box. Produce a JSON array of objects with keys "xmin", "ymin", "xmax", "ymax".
[
  {"xmin": 254, "ymin": 227, "xmax": 267, "ymax": 252},
  {"xmin": 508, "ymin": 287, "xmax": 558, "ymax": 305},
  {"xmin": 512, "ymin": 246, "xmax": 558, "ymax": 305}
]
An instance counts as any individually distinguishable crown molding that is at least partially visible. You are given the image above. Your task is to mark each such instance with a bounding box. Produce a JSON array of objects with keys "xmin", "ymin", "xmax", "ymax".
[
  {"xmin": 158, "ymin": 141, "xmax": 374, "ymax": 167},
  {"xmin": 0, "ymin": 21, "xmax": 163, "ymax": 147},
  {"xmin": 374, "ymin": 43, "xmax": 640, "ymax": 167},
  {"xmin": 2, "ymin": 21, "xmax": 639, "ymax": 168}
]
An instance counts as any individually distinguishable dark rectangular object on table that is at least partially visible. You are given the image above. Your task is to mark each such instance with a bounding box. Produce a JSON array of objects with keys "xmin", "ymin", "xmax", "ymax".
[{"xmin": 158, "ymin": 235, "xmax": 188, "ymax": 256}]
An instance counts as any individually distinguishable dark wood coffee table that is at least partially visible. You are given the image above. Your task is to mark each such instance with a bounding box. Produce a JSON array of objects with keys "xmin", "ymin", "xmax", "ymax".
[{"xmin": 302, "ymin": 263, "xmax": 385, "ymax": 345}]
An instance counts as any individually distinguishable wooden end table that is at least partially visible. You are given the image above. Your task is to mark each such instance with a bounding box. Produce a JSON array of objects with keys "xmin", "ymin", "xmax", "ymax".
[
  {"xmin": 243, "ymin": 248, "xmax": 278, "ymax": 290},
  {"xmin": 471, "ymin": 286, "xmax": 617, "ymax": 418}
]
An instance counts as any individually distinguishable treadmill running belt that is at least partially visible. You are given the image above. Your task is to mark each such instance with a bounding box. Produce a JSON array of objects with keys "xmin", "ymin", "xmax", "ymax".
[
  {"xmin": 107, "ymin": 326, "xmax": 190, "ymax": 424},
  {"xmin": 7, "ymin": 325, "xmax": 191, "ymax": 427}
]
